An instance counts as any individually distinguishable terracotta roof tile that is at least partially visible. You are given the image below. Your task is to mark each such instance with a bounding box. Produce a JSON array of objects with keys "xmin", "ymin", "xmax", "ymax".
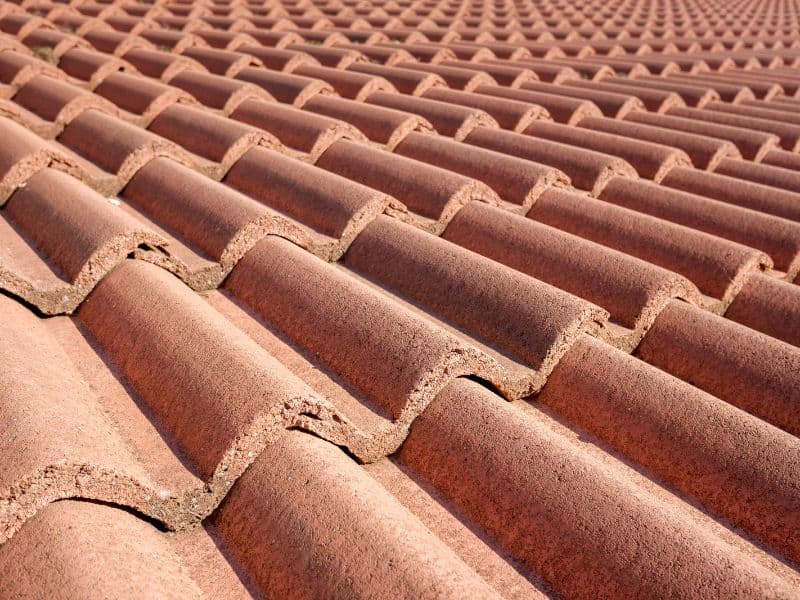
[{"xmin": 2, "ymin": 2, "xmax": 800, "ymax": 595}]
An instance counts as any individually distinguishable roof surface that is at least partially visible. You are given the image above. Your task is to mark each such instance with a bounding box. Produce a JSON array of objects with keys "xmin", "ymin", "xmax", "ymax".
[{"xmin": 0, "ymin": 0, "xmax": 799, "ymax": 597}]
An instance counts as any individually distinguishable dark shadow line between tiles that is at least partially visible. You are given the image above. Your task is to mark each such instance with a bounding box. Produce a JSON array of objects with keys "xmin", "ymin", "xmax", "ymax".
[{"xmin": 51, "ymin": 497, "xmax": 170, "ymax": 532}]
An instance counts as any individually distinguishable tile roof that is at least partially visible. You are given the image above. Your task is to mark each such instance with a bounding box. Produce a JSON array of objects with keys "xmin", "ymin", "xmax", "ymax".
[{"xmin": 0, "ymin": 0, "xmax": 799, "ymax": 597}]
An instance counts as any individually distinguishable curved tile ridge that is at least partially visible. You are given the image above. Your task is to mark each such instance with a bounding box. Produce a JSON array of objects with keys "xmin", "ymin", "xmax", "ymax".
[
  {"xmin": 343, "ymin": 215, "xmax": 608, "ymax": 397},
  {"xmin": 0, "ymin": 262, "xmax": 357, "ymax": 543},
  {"xmin": 538, "ymin": 334, "xmax": 800, "ymax": 567},
  {"xmin": 394, "ymin": 131, "xmax": 569, "ymax": 212},
  {"xmin": 661, "ymin": 165, "xmax": 800, "ymax": 224},
  {"xmin": 463, "ymin": 126, "xmax": 638, "ymax": 196},
  {"xmin": 598, "ymin": 177, "xmax": 800, "ymax": 282},
  {"xmin": 0, "ymin": 168, "xmax": 167, "ymax": 315},
  {"xmin": 0, "ymin": 115, "xmax": 85, "ymax": 204},
  {"xmin": 56, "ymin": 108, "xmax": 198, "ymax": 196},
  {"xmin": 229, "ymin": 97, "xmax": 368, "ymax": 161},
  {"xmin": 0, "ymin": 500, "xmax": 249, "ymax": 599},
  {"xmin": 303, "ymin": 94, "xmax": 435, "ymax": 150},
  {"xmin": 92, "ymin": 70, "xmax": 197, "ymax": 127},
  {"xmin": 523, "ymin": 119, "xmax": 692, "ymax": 182},
  {"xmin": 211, "ymin": 430, "xmax": 503, "ymax": 599},
  {"xmin": 146, "ymin": 102, "xmax": 285, "ymax": 180},
  {"xmin": 0, "ymin": 295, "xmax": 168, "ymax": 543},
  {"xmin": 224, "ymin": 146, "xmax": 404, "ymax": 261},
  {"xmin": 315, "ymin": 138, "xmax": 501, "ymax": 234},
  {"xmin": 529, "ymin": 186, "xmax": 773, "ymax": 313},
  {"xmin": 225, "ymin": 236, "xmax": 513, "ymax": 462},
  {"xmin": 398, "ymin": 377, "xmax": 800, "ymax": 598},
  {"xmin": 120, "ymin": 157, "xmax": 322, "ymax": 289},
  {"xmin": 637, "ymin": 300, "xmax": 800, "ymax": 438},
  {"xmin": 442, "ymin": 201, "xmax": 704, "ymax": 352},
  {"xmin": 10, "ymin": 72, "xmax": 119, "ymax": 137}
]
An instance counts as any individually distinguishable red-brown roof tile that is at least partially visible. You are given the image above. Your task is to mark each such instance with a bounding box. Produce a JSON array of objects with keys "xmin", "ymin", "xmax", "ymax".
[{"xmin": 2, "ymin": 2, "xmax": 800, "ymax": 596}]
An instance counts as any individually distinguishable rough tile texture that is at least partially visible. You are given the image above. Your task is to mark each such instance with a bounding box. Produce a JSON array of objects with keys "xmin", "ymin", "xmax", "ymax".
[{"xmin": 1, "ymin": 0, "xmax": 799, "ymax": 597}]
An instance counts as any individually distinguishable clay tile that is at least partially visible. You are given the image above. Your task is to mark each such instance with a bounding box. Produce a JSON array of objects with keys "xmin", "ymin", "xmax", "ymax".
[
  {"xmin": 625, "ymin": 110, "xmax": 780, "ymax": 161},
  {"xmin": 103, "ymin": 14, "xmax": 150, "ymax": 34},
  {"xmin": 535, "ymin": 334, "xmax": 800, "ymax": 575},
  {"xmin": 138, "ymin": 27, "xmax": 208, "ymax": 53},
  {"xmin": 193, "ymin": 28, "xmax": 259, "ymax": 50},
  {"xmin": 53, "ymin": 13, "xmax": 109, "ymax": 37},
  {"xmin": 638, "ymin": 300, "xmax": 800, "ymax": 438},
  {"xmin": 662, "ymin": 73, "xmax": 758, "ymax": 103},
  {"xmin": 443, "ymin": 202, "xmax": 700, "ymax": 348},
  {"xmin": 725, "ymin": 273, "xmax": 800, "ymax": 347},
  {"xmin": 0, "ymin": 116, "xmax": 82, "ymax": 203},
  {"xmin": 475, "ymin": 84, "xmax": 602, "ymax": 124},
  {"xmin": 168, "ymin": 69, "xmax": 273, "ymax": 113},
  {"xmin": 76, "ymin": 258, "xmax": 338, "ymax": 481},
  {"xmin": 400, "ymin": 377, "xmax": 798, "ymax": 599},
  {"xmin": 762, "ymin": 147, "xmax": 800, "ymax": 171},
  {"xmin": 713, "ymin": 157, "xmax": 800, "ymax": 194},
  {"xmin": 230, "ymin": 97, "xmax": 365, "ymax": 159},
  {"xmin": 662, "ymin": 165, "xmax": 800, "ymax": 223},
  {"xmin": 58, "ymin": 47, "xmax": 132, "ymax": 85},
  {"xmin": 395, "ymin": 59, "xmax": 498, "ymax": 91},
  {"xmin": 598, "ymin": 176, "xmax": 800, "ymax": 278},
  {"xmin": 225, "ymin": 146, "xmax": 399, "ymax": 256},
  {"xmin": 149, "ymin": 103, "xmax": 280, "ymax": 177},
  {"xmin": 58, "ymin": 109, "xmax": 190, "ymax": 194},
  {"xmin": 293, "ymin": 28, "xmax": 350, "ymax": 46},
  {"xmin": 423, "ymin": 86, "xmax": 552, "ymax": 131},
  {"xmin": 121, "ymin": 157, "xmax": 311, "ymax": 287},
  {"xmin": 366, "ymin": 91, "xmax": 498, "ymax": 140},
  {"xmin": 0, "ymin": 502, "xmax": 208, "ymax": 597},
  {"xmin": 13, "ymin": 73, "xmax": 117, "ymax": 131},
  {"xmin": 578, "ymin": 116, "xmax": 740, "ymax": 171},
  {"xmin": 212, "ymin": 431, "xmax": 501, "ymax": 598},
  {"xmin": 465, "ymin": 126, "xmax": 636, "ymax": 195},
  {"xmin": 1, "ymin": 167, "xmax": 166, "ymax": 313},
  {"xmin": 284, "ymin": 42, "xmax": 365, "ymax": 68},
  {"xmin": 239, "ymin": 28, "xmax": 304, "ymax": 48},
  {"xmin": 336, "ymin": 41, "xmax": 413, "ymax": 65},
  {"xmin": 237, "ymin": 44, "xmax": 319, "ymax": 72},
  {"xmin": 374, "ymin": 41, "xmax": 456, "ymax": 63},
  {"xmin": 22, "ymin": 26, "xmax": 88, "ymax": 59},
  {"xmin": 181, "ymin": 45, "xmax": 261, "ymax": 76},
  {"xmin": 122, "ymin": 47, "xmax": 206, "ymax": 81},
  {"xmin": 524, "ymin": 120, "xmax": 690, "ymax": 181},
  {"xmin": 519, "ymin": 79, "xmax": 645, "ymax": 118},
  {"xmin": 224, "ymin": 236, "xmax": 503, "ymax": 443},
  {"xmin": 348, "ymin": 62, "xmax": 446, "ymax": 96},
  {"xmin": 93, "ymin": 71, "xmax": 194, "ymax": 125},
  {"xmin": 81, "ymin": 27, "xmax": 151, "ymax": 56},
  {"xmin": 667, "ymin": 105, "xmax": 800, "ymax": 151},
  {"xmin": 0, "ymin": 13, "xmax": 48, "ymax": 38},
  {"xmin": 292, "ymin": 63, "xmax": 397, "ymax": 100},
  {"xmin": 0, "ymin": 50, "xmax": 58, "ymax": 87},
  {"xmin": 234, "ymin": 66, "xmax": 333, "ymax": 106},
  {"xmin": 345, "ymin": 215, "xmax": 605, "ymax": 391},
  {"xmin": 530, "ymin": 186, "xmax": 771, "ymax": 306},
  {"xmin": 304, "ymin": 94, "xmax": 432, "ymax": 148},
  {"xmin": 440, "ymin": 58, "xmax": 538, "ymax": 88},
  {"xmin": 317, "ymin": 138, "xmax": 498, "ymax": 231}
]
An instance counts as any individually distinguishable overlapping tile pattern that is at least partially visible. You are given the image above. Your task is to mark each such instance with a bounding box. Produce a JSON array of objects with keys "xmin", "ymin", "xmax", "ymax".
[{"xmin": 1, "ymin": 0, "xmax": 799, "ymax": 596}]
